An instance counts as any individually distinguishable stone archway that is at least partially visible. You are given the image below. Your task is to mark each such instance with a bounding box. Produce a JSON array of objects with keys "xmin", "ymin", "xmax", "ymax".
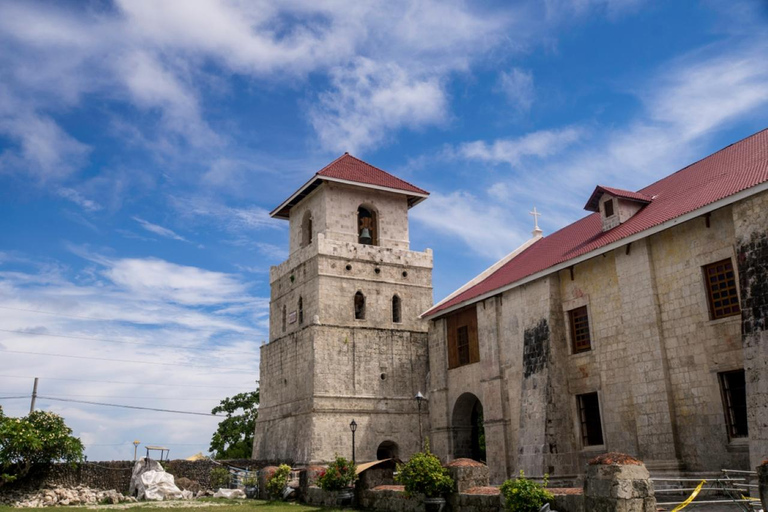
[
  {"xmin": 452, "ymin": 392, "xmax": 486, "ymax": 462},
  {"xmin": 376, "ymin": 440, "xmax": 399, "ymax": 460}
]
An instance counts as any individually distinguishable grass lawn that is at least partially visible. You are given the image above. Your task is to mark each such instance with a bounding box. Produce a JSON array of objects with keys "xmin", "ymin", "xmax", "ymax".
[{"xmin": 0, "ymin": 500, "xmax": 341, "ymax": 512}]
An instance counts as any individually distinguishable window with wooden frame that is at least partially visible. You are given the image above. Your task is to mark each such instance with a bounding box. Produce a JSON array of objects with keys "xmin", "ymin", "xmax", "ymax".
[
  {"xmin": 603, "ymin": 198, "xmax": 614, "ymax": 217},
  {"xmin": 577, "ymin": 392, "xmax": 604, "ymax": 447},
  {"xmin": 446, "ymin": 307, "xmax": 479, "ymax": 369},
  {"xmin": 568, "ymin": 306, "xmax": 592, "ymax": 353},
  {"xmin": 719, "ymin": 369, "xmax": 748, "ymax": 439},
  {"xmin": 704, "ymin": 259, "xmax": 740, "ymax": 320}
]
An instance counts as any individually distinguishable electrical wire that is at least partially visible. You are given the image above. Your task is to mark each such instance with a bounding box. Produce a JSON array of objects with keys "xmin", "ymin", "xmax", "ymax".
[
  {"xmin": 0, "ymin": 374, "xmax": 256, "ymax": 390},
  {"xmin": 36, "ymin": 393, "xmax": 223, "ymax": 401},
  {"xmin": 0, "ymin": 327, "xmax": 258, "ymax": 356},
  {"xmin": 37, "ymin": 396, "xmax": 222, "ymax": 417},
  {"xmin": 0, "ymin": 395, "xmax": 29, "ymax": 400},
  {"xmin": 1, "ymin": 349, "xmax": 254, "ymax": 373}
]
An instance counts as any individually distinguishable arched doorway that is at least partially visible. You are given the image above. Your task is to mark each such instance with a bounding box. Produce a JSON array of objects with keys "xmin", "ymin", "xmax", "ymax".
[
  {"xmin": 376, "ymin": 440, "xmax": 399, "ymax": 460},
  {"xmin": 452, "ymin": 392, "xmax": 486, "ymax": 462}
]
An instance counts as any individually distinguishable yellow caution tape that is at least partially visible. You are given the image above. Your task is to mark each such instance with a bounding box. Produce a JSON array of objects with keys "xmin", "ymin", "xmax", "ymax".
[
  {"xmin": 671, "ymin": 479, "xmax": 706, "ymax": 512},
  {"xmin": 741, "ymin": 494, "xmax": 760, "ymax": 501}
]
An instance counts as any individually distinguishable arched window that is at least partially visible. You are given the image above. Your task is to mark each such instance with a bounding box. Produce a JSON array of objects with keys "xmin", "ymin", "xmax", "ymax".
[
  {"xmin": 282, "ymin": 305, "xmax": 287, "ymax": 333},
  {"xmin": 354, "ymin": 291, "xmax": 366, "ymax": 320},
  {"xmin": 357, "ymin": 206, "xmax": 378, "ymax": 246},
  {"xmin": 298, "ymin": 296, "xmax": 304, "ymax": 325},
  {"xmin": 301, "ymin": 211, "xmax": 313, "ymax": 247},
  {"xmin": 392, "ymin": 295, "xmax": 401, "ymax": 323}
]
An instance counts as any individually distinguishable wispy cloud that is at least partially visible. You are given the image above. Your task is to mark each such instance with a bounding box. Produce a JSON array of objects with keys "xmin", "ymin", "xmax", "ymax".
[
  {"xmin": 133, "ymin": 217, "xmax": 189, "ymax": 243},
  {"xmin": 496, "ymin": 68, "xmax": 535, "ymax": 113},
  {"xmin": 457, "ymin": 127, "xmax": 584, "ymax": 167}
]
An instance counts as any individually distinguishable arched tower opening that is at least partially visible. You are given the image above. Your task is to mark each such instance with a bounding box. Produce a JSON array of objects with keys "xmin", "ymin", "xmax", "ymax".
[{"xmin": 357, "ymin": 205, "xmax": 378, "ymax": 246}]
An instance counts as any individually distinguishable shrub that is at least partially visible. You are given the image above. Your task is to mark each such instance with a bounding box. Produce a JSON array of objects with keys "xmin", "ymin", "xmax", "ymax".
[
  {"xmin": 317, "ymin": 456, "xmax": 357, "ymax": 491},
  {"xmin": 209, "ymin": 467, "xmax": 231, "ymax": 489},
  {"xmin": 0, "ymin": 409, "xmax": 84, "ymax": 486},
  {"xmin": 242, "ymin": 473, "xmax": 258, "ymax": 487},
  {"xmin": 500, "ymin": 471, "xmax": 554, "ymax": 512},
  {"xmin": 396, "ymin": 443, "xmax": 454, "ymax": 498},
  {"xmin": 266, "ymin": 464, "xmax": 292, "ymax": 499}
]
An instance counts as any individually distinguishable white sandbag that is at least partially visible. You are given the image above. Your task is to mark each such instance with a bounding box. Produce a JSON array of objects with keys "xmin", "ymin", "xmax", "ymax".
[
  {"xmin": 213, "ymin": 488, "xmax": 245, "ymax": 499},
  {"xmin": 140, "ymin": 470, "xmax": 184, "ymax": 501},
  {"xmin": 129, "ymin": 458, "xmax": 164, "ymax": 498}
]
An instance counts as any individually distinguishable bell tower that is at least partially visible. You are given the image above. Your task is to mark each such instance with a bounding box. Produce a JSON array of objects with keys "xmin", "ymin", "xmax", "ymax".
[{"xmin": 253, "ymin": 154, "xmax": 433, "ymax": 465}]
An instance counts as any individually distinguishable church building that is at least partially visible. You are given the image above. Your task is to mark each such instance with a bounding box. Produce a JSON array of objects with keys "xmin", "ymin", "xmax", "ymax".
[{"xmin": 254, "ymin": 129, "xmax": 768, "ymax": 483}]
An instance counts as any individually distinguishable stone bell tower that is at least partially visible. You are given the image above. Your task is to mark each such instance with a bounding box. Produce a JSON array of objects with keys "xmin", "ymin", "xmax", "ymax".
[{"xmin": 252, "ymin": 153, "xmax": 433, "ymax": 465}]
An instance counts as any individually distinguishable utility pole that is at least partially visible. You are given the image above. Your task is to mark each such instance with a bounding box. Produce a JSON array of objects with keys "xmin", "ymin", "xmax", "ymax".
[{"xmin": 29, "ymin": 377, "xmax": 39, "ymax": 413}]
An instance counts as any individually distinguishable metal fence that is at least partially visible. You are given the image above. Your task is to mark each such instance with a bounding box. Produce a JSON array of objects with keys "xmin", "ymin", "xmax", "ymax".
[{"xmin": 652, "ymin": 469, "xmax": 763, "ymax": 511}]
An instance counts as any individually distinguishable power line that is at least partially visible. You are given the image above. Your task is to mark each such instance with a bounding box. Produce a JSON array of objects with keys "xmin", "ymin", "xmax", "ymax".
[
  {"xmin": 0, "ymin": 305, "xmax": 259, "ymax": 336},
  {"xmin": 0, "ymin": 327, "xmax": 258, "ymax": 356},
  {"xmin": 38, "ymin": 396, "xmax": 222, "ymax": 417},
  {"xmin": 1, "ymin": 349, "xmax": 254, "ymax": 373},
  {"xmin": 0, "ymin": 374, "xmax": 255, "ymax": 390},
  {"xmin": 0, "ymin": 395, "xmax": 29, "ymax": 400},
  {"xmin": 36, "ymin": 393, "xmax": 223, "ymax": 401}
]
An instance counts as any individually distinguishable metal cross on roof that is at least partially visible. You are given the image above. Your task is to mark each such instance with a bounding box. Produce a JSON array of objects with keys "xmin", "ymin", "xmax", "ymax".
[{"xmin": 529, "ymin": 206, "xmax": 543, "ymax": 237}]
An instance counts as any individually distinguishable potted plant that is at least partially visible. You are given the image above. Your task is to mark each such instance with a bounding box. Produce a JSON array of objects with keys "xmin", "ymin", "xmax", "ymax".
[
  {"xmin": 396, "ymin": 443, "xmax": 454, "ymax": 512},
  {"xmin": 500, "ymin": 471, "xmax": 554, "ymax": 512},
  {"xmin": 266, "ymin": 464, "xmax": 292, "ymax": 500},
  {"xmin": 317, "ymin": 456, "xmax": 357, "ymax": 506},
  {"xmin": 242, "ymin": 473, "xmax": 258, "ymax": 499}
]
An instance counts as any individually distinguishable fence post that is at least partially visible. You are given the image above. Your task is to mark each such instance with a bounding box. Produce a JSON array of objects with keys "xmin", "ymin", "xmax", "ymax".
[{"xmin": 584, "ymin": 452, "xmax": 656, "ymax": 512}]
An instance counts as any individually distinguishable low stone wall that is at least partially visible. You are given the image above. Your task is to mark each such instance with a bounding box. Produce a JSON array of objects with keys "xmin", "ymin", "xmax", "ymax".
[
  {"xmin": 448, "ymin": 490, "xmax": 501, "ymax": 512},
  {"xmin": 4, "ymin": 458, "xmax": 266, "ymax": 495},
  {"xmin": 357, "ymin": 487, "xmax": 421, "ymax": 512},
  {"xmin": 445, "ymin": 459, "xmax": 489, "ymax": 493}
]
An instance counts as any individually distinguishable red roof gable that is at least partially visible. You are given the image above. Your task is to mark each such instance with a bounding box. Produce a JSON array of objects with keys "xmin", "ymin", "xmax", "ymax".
[
  {"xmin": 317, "ymin": 153, "xmax": 429, "ymax": 195},
  {"xmin": 271, "ymin": 153, "xmax": 429, "ymax": 219},
  {"xmin": 425, "ymin": 128, "xmax": 768, "ymax": 318}
]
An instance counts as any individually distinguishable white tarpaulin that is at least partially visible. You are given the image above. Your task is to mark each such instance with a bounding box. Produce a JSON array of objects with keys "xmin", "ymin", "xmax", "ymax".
[
  {"xmin": 128, "ymin": 458, "xmax": 188, "ymax": 501},
  {"xmin": 213, "ymin": 489, "xmax": 245, "ymax": 499}
]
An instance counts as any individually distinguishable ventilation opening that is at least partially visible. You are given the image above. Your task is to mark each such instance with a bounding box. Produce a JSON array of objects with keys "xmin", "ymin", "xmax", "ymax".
[{"xmin": 354, "ymin": 291, "xmax": 366, "ymax": 320}]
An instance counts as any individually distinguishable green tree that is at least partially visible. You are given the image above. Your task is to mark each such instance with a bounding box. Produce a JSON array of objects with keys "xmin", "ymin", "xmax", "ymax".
[
  {"xmin": 209, "ymin": 389, "xmax": 259, "ymax": 459},
  {"xmin": 0, "ymin": 407, "xmax": 84, "ymax": 486}
]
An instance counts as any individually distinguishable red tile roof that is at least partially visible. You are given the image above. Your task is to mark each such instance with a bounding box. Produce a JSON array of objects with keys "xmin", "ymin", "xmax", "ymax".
[
  {"xmin": 317, "ymin": 153, "xmax": 429, "ymax": 195},
  {"xmin": 584, "ymin": 185, "xmax": 653, "ymax": 212},
  {"xmin": 271, "ymin": 153, "xmax": 428, "ymax": 219},
  {"xmin": 425, "ymin": 128, "xmax": 768, "ymax": 318}
]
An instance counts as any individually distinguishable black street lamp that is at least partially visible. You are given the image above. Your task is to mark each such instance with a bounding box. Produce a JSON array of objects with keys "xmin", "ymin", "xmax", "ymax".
[
  {"xmin": 415, "ymin": 391, "xmax": 425, "ymax": 451},
  {"xmin": 349, "ymin": 419, "xmax": 357, "ymax": 463}
]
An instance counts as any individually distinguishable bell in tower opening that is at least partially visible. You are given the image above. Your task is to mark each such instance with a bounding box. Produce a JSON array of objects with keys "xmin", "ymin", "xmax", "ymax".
[{"xmin": 358, "ymin": 206, "xmax": 377, "ymax": 245}]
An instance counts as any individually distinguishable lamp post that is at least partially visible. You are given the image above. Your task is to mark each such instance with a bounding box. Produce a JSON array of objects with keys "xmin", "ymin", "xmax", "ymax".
[
  {"xmin": 133, "ymin": 440, "xmax": 141, "ymax": 461},
  {"xmin": 415, "ymin": 391, "xmax": 425, "ymax": 451},
  {"xmin": 349, "ymin": 420, "xmax": 357, "ymax": 463}
]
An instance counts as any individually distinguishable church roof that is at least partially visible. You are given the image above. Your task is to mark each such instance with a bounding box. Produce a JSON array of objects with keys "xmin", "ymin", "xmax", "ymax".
[
  {"xmin": 271, "ymin": 153, "xmax": 429, "ymax": 219},
  {"xmin": 424, "ymin": 128, "xmax": 768, "ymax": 319}
]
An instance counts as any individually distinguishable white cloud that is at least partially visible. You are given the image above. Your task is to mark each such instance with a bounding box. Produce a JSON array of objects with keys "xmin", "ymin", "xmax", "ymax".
[
  {"xmin": 310, "ymin": 58, "xmax": 449, "ymax": 153},
  {"xmin": 58, "ymin": 188, "xmax": 101, "ymax": 212},
  {"xmin": 133, "ymin": 217, "xmax": 189, "ymax": 243},
  {"xmin": 496, "ymin": 68, "xmax": 535, "ymax": 112},
  {"xmin": 0, "ymin": 250, "xmax": 265, "ymax": 460},
  {"xmin": 103, "ymin": 257, "xmax": 250, "ymax": 306},
  {"xmin": 411, "ymin": 191, "xmax": 529, "ymax": 260},
  {"xmin": 458, "ymin": 127, "xmax": 584, "ymax": 167}
]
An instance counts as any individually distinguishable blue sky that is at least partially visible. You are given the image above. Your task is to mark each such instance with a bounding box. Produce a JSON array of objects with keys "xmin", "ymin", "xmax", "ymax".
[{"xmin": 0, "ymin": 0, "xmax": 767, "ymax": 461}]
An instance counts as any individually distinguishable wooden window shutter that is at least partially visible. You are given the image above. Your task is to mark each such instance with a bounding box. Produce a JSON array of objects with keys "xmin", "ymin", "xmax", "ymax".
[{"xmin": 447, "ymin": 314, "xmax": 459, "ymax": 369}]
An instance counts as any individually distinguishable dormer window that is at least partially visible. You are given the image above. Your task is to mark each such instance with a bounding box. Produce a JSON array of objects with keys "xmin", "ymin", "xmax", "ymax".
[
  {"xmin": 603, "ymin": 198, "xmax": 614, "ymax": 217},
  {"xmin": 585, "ymin": 185, "xmax": 652, "ymax": 233}
]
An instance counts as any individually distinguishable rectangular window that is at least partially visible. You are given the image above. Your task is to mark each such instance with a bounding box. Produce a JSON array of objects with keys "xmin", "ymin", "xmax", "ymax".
[
  {"xmin": 446, "ymin": 307, "xmax": 480, "ymax": 369},
  {"xmin": 604, "ymin": 198, "xmax": 614, "ymax": 217},
  {"xmin": 704, "ymin": 259, "xmax": 740, "ymax": 320},
  {"xmin": 577, "ymin": 392, "xmax": 604, "ymax": 447},
  {"xmin": 569, "ymin": 306, "xmax": 592, "ymax": 353},
  {"xmin": 719, "ymin": 370, "xmax": 749, "ymax": 439}
]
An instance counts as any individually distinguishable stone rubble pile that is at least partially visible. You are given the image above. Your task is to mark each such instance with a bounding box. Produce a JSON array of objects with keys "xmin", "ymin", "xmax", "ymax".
[{"xmin": 0, "ymin": 485, "xmax": 137, "ymax": 508}]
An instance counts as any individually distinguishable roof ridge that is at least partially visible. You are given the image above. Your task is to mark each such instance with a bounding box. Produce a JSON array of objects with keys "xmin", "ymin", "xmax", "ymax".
[
  {"xmin": 638, "ymin": 127, "xmax": 768, "ymax": 194},
  {"xmin": 338, "ymin": 153, "xmax": 429, "ymax": 195}
]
